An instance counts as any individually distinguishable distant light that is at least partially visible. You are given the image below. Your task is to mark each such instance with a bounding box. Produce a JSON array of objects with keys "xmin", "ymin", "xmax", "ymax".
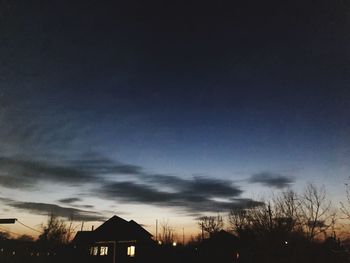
[
  {"xmin": 236, "ymin": 252, "xmax": 240, "ymax": 259},
  {"xmin": 158, "ymin": 240, "xmax": 162, "ymax": 245},
  {"xmin": 284, "ymin": 241, "xmax": 288, "ymax": 245},
  {"xmin": 172, "ymin": 242, "xmax": 177, "ymax": 247}
]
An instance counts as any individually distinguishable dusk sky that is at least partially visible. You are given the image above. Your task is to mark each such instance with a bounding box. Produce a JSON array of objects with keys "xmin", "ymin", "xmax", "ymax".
[{"xmin": 0, "ymin": 1, "xmax": 350, "ymax": 238}]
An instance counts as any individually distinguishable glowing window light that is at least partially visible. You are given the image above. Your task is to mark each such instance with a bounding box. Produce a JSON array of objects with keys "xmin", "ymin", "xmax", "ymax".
[
  {"xmin": 127, "ymin": 246, "xmax": 135, "ymax": 257},
  {"xmin": 100, "ymin": 246, "xmax": 108, "ymax": 256},
  {"xmin": 90, "ymin": 246, "xmax": 99, "ymax": 256}
]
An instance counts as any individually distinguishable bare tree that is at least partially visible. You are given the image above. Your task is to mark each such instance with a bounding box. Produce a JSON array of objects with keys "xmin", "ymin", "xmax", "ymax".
[
  {"xmin": 229, "ymin": 190, "xmax": 302, "ymax": 238},
  {"xmin": 198, "ymin": 215, "xmax": 224, "ymax": 238},
  {"xmin": 229, "ymin": 208, "xmax": 251, "ymax": 235},
  {"xmin": 340, "ymin": 178, "xmax": 350, "ymax": 220},
  {"xmin": 159, "ymin": 220, "xmax": 176, "ymax": 245},
  {"xmin": 300, "ymin": 183, "xmax": 332, "ymax": 240},
  {"xmin": 38, "ymin": 214, "xmax": 77, "ymax": 246},
  {"xmin": 64, "ymin": 217, "xmax": 77, "ymax": 244},
  {"xmin": 273, "ymin": 190, "xmax": 303, "ymax": 234},
  {"xmin": 229, "ymin": 185, "xmax": 336, "ymax": 242}
]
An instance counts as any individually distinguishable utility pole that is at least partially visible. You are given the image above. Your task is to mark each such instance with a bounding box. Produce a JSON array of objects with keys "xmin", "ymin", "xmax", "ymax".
[
  {"xmin": 155, "ymin": 219, "xmax": 158, "ymax": 241},
  {"xmin": 182, "ymin": 227, "xmax": 185, "ymax": 245},
  {"xmin": 80, "ymin": 221, "xmax": 84, "ymax": 231},
  {"xmin": 201, "ymin": 223, "xmax": 204, "ymax": 240}
]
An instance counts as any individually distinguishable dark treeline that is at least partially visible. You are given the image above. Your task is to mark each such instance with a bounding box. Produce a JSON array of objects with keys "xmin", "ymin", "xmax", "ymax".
[
  {"xmin": 192, "ymin": 183, "xmax": 349, "ymax": 263},
  {"xmin": 1, "ymin": 183, "xmax": 350, "ymax": 263}
]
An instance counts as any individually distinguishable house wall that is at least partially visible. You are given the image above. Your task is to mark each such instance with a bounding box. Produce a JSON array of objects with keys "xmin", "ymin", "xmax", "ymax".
[{"xmin": 87, "ymin": 241, "xmax": 138, "ymax": 263}]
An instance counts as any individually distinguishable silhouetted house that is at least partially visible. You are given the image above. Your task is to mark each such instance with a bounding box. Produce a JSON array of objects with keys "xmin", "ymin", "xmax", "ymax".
[
  {"xmin": 72, "ymin": 215, "xmax": 155, "ymax": 263},
  {"xmin": 200, "ymin": 230, "xmax": 240, "ymax": 263}
]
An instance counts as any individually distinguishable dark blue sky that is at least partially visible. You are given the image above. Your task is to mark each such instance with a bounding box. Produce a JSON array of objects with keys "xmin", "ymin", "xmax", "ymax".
[{"xmin": 0, "ymin": 1, "xmax": 350, "ymax": 235}]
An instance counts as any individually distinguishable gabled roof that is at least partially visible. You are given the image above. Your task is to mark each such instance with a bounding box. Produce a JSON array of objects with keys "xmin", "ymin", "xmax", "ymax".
[
  {"xmin": 128, "ymin": 220, "xmax": 153, "ymax": 238},
  {"xmin": 73, "ymin": 215, "xmax": 153, "ymax": 244},
  {"xmin": 94, "ymin": 215, "xmax": 129, "ymax": 233},
  {"xmin": 72, "ymin": 231, "xmax": 93, "ymax": 244}
]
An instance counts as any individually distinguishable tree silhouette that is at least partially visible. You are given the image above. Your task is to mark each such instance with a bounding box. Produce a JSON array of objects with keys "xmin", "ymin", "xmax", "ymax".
[
  {"xmin": 159, "ymin": 220, "xmax": 176, "ymax": 245},
  {"xmin": 38, "ymin": 214, "xmax": 75, "ymax": 246},
  {"xmin": 198, "ymin": 215, "xmax": 224, "ymax": 238},
  {"xmin": 300, "ymin": 184, "xmax": 332, "ymax": 240}
]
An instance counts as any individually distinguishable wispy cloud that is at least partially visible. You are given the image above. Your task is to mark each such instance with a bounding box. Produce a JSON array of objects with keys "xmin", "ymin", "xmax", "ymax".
[
  {"xmin": 57, "ymin": 198, "xmax": 95, "ymax": 209},
  {"xmin": 97, "ymin": 179, "xmax": 261, "ymax": 213},
  {"xmin": 0, "ymin": 156, "xmax": 95, "ymax": 189},
  {"xmin": 58, "ymin": 198, "xmax": 82, "ymax": 204},
  {"xmin": 249, "ymin": 172, "xmax": 295, "ymax": 189},
  {"xmin": 0, "ymin": 153, "xmax": 265, "ymax": 214},
  {"xmin": 0, "ymin": 198, "xmax": 105, "ymax": 221},
  {"xmin": 0, "ymin": 154, "xmax": 142, "ymax": 189}
]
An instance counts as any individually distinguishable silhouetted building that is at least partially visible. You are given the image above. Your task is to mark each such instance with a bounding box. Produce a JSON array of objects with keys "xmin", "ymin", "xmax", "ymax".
[
  {"xmin": 200, "ymin": 230, "xmax": 240, "ymax": 262},
  {"xmin": 72, "ymin": 215, "xmax": 155, "ymax": 263}
]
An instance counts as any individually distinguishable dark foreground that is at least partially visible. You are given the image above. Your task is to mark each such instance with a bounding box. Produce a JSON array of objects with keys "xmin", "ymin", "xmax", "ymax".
[{"xmin": 0, "ymin": 237, "xmax": 349, "ymax": 263}]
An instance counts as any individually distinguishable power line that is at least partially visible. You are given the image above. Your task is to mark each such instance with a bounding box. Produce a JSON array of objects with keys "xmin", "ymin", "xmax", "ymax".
[{"xmin": 16, "ymin": 220, "xmax": 41, "ymax": 233}]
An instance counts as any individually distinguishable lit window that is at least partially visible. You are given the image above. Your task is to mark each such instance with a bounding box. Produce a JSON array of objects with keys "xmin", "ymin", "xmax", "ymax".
[
  {"xmin": 127, "ymin": 246, "xmax": 135, "ymax": 257},
  {"xmin": 100, "ymin": 246, "xmax": 108, "ymax": 256},
  {"xmin": 90, "ymin": 246, "xmax": 99, "ymax": 256}
]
